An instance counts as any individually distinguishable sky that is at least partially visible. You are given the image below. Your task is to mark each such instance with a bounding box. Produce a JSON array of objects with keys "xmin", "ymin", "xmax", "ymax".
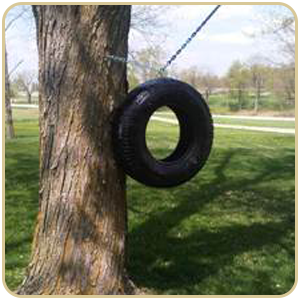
[{"xmin": 5, "ymin": 4, "xmax": 294, "ymax": 80}]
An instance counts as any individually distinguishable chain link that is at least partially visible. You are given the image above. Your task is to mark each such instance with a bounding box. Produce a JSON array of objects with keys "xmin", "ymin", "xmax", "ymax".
[{"xmin": 105, "ymin": 5, "xmax": 221, "ymax": 76}]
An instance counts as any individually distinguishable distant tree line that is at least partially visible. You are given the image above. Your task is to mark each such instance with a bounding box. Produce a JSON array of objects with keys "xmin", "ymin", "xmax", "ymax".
[{"xmin": 127, "ymin": 46, "xmax": 294, "ymax": 114}]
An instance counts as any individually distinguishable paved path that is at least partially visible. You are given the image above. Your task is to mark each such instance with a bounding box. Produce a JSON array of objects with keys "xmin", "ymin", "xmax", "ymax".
[
  {"xmin": 151, "ymin": 116, "xmax": 295, "ymax": 135},
  {"xmin": 12, "ymin": 104, "xmax": 38, "ymax": 108},
  {"xmin": 156, "ymin": 112, "xmax": 295, "ymax": 122},
  {"xmin": 212, "ymin": 114, "xmax": 295, "ymax": 122}
]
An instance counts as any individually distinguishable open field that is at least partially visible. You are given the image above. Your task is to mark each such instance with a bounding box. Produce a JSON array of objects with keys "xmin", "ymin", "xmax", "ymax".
[
  {"xmin": 11, "ymin": 92, "xmax": 295, "ymax": 117},
  {"xmin": 5, "ymin": 109, "xmax": 295, "ymax": 295},
  {"xmin": 11, "ymin": 107, "xmax": 296, "ymax": 130}
]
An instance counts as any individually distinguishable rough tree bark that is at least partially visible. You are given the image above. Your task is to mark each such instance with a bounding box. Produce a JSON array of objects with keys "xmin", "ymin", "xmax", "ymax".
[
  {"xmin": 17, "ymin": 5, "xmax": 133, "ymax": 295},
  {"xmin": 5, "ymin": 46, "xmax": 15, "ymax": 139}
]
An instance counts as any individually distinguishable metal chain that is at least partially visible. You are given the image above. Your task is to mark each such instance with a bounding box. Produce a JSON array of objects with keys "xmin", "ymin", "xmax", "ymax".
[
  {"xmin": 105, "ymin": 5, "xmax": 221, "ymax": 76},
  {"xmin": 158, "ymin": 5, "xmax": 221, "ymax": 76}
]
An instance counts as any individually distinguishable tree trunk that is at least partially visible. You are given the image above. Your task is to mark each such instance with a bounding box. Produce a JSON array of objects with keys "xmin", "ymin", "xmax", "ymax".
[
  {"xmin": 5, "ymin": 46, "xmax": 15, "ymax": 139},
  {"xmin": 238, "ymin": 88, "xmax": 242, "ymax": 110},
  {"xmin": 254, "ymin": 88, "xmax": 259, "ymax": 114},
  {"xmin": 17, "ymin": 5, "xmax": 133, "ymax": 295},
  {"xmin": 205, "ymin": 89, "xmax": 210, "ymax": 102},
  {"xmin": 27, "ymin": 90, "xmax": 32, "ymax": 104}
]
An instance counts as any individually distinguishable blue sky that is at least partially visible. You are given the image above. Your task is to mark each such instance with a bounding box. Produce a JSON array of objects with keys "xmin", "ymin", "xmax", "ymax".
[{"xmin": 5, "ymin": 4, "xmax": 294, "ymax": 79}]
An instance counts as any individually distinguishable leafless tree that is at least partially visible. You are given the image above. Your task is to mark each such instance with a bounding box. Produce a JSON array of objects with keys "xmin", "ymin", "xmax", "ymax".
[
  {"xmin": 257, "ymin": 6, "xmax": 295, "ymax": 65},
  {"xmin": 200, "ymin": 72, "xmax": 219, "ymax": 102},
  {"xmin": 5, "ymin": 46, "xmax": 15, "ymax": 139},
  {"xmin": 15, "ymin": 71, "xmax": 37, "ymax": 103},
  {"xmin": 246, "ymin": 56, "xmax": 269, "ymax": 113},
  {"xmin": 4, "ymin": 7, "xmax": 30, "ymax": 139}
]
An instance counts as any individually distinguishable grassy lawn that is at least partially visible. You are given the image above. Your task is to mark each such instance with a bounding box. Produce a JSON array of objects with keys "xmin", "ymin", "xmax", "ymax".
[
  {"xmin": 207, "ymin": 94, "xmax": 295, "ymax": 116},
  {"xmin": 12, "ymin": 108, "xmax": 39, "ymax": 122},
  {"xmin": 5, "ymin": 112, "xmax": 295, "ymax": 295}
]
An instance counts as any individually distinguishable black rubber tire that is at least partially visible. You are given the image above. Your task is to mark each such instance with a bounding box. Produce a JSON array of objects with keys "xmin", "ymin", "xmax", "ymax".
[{"xmin": 112, "ymin": 78, "xmax": 213, "ymax": 188}]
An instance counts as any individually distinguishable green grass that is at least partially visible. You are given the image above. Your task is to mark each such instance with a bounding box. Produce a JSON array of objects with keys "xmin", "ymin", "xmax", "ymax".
[
  {"xmin": 12, "ymin": 108, "xmax": 39, "ymax": 122},
  {"xmin": 5, "ymin": 121, "xmax": 39, "ymax": 290},
  {"xmin": 5, "ymin": 114, "xmax": 295, "ymax": 295},
  {"xmin": 207, "ymin": 94, "xmax": 295, "ymax": 115}
]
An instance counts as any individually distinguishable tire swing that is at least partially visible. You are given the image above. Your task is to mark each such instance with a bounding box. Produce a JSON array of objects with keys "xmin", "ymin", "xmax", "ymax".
[
  {"xmin": 112, "ymin": 5, "xmax": 220, "ymax": 187},
  {"xmin": 113, "ymin": 78, "xmax": 213, "ymax": 187}
]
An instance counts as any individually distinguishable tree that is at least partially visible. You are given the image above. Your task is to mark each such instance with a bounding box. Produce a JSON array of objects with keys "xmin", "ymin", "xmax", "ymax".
[
  {"xmin": 257, "ymin": 7, "xmax": 295, "ymax": 107},
  {"xmin": 130, "ymin": 45, "xmax": 166, "ymax": 82},
  {"xmin": 227, "ymin": 61, "xmax": 250, "ymax": 111},
  {"xmin": 179, "ymin": 66, "xmax": 202, "ymax": 90},
  {"xmin": 5, "ymin": 46, "xmax": 15, "ymax": 139},
  {"xmin": 130, "ymin": 5, "xmax": 167, "ymax": 34},
  {"xmin": 271, "ymin": 65, "xmax": 295, "ymax": 108},
  {"xmin": 17, "ymin": 5, "xmax": 134, "ymax": 295},
  {"xmin": 247, "ymin": 58, "xmax": 268, "ymax": 113},
  {"xmin": 200, "ymin": 72, "xmax": 219, "ymax": 103},
  {"xmin": 5, "ymin": 5, "xmax": 32, "ymax": 139},
  {"xmin": 15, "ymin": 71, "xmax": 37, "ymax": 103},
  {"xmin": 249, "ymin": 64, "xmax": 265, "ymax": 113},
  {"xmin": 262, "ymin": 8, "xmax": 295, "ymax": 64}
]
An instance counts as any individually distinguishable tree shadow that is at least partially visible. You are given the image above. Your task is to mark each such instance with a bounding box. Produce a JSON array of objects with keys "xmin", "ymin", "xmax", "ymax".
[
  {"xmin": 5, "ymin": 150, "xmax": 39, "ymax": 254},
  {"xmin": 128, "ymin": 148, "xmax": 295, "ymax": 294}
]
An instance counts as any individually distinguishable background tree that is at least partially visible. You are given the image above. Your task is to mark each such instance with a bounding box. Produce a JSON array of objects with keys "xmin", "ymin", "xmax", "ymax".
[
  {"xmin": 15, "ymin": 71, "xmax": 37, "ymax": 103},
  {"xmin": 262, "ymin": 8, "xmax": 295, "ymax": 64},
  {"xmin": 5, "ymin": 47, "xmax": 15, "ymax": 139},
  {"xmin": 247, "ymin": 57, "xmax": 269, "ymax": 113},
  {"xmin": 179, "ymin": 66, "xmax": 202, "ymax": 90},
  {"xmin": 200, "ymin": 71, "xmax": 219, "ymax": 102},
  {"xmin": 249, "ymin": 64, "xmax": 265, "ymax": 113},
  {"xmin": 257, "ymin": 7, "xmax": 295, "ymax": 107},
  {"xmin": 5, "ymin": 5, "xmax": 32, "ymax": 139},
  {"xmin": 129, "ymin": 45, "xmax": 166, "ymax": 83},
  {"xmin": 227, "ymin": 60, "xmax": 250, "ymax": 111},
  {"xmin": 17, "ymin": 5, "xmax": 133, "ymax": 295},
  {"xmin": 130, "ymin": 5, "xmax": 168, "ymax": 35},
  {"xmin": 268, "ymin": 11, "xmax": 295, "ymax": 107},
  {"xmin": 179, "ymin": 67, "xmax": 219, "ymax": 102},
  {"xmin": 270, "ymin": 66, "xmax": 295, "ymax": 108}
]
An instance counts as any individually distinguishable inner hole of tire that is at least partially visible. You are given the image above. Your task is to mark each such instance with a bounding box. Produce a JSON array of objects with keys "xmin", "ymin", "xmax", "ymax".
[{"xmin": 146, "ymin": 106, "xmax": 180, "ymax": 161}]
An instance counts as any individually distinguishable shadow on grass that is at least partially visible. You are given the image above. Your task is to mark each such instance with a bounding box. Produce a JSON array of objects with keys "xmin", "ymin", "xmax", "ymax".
[
  {"xmin": 5, "ymin": 150, "xmax": 39, "ymax": 258},
  {"xmin": 5, "ymin": 134, "xmax": 295, "ymax": 294},
  {"xmin": 128, "ymin": 148, "xmax": 295, "ymax": 295}
]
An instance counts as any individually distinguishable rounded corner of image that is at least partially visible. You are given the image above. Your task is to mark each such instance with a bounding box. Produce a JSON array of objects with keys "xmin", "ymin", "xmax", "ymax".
[
  {"xmin": 278, "ymin": 275, "xmax": 298, "ymax": 298},
  {"xmin": 1, "ymin": 277, "xmax": 23, "ymax": 298},
  {"xmin": 276, "ymin": 2, "xmax": 298, "ymax": 23},
  {"xmin": 2, "ymin": 2, "xmax": 28, "ymax": 26}
]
